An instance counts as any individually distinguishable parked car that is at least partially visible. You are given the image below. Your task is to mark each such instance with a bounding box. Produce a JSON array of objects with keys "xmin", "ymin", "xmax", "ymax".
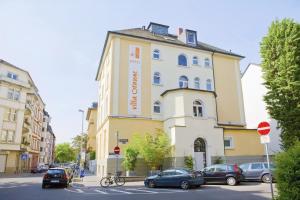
[
  {"xmin": 42, "ymin": 168, "xmax": 71, "ymax": 188},
  {"xmin": 31, "ymin": 165, "xmax": 49, "ymax": 173},
  {"xmin": 197, "ymin": 164, "xmax": 244, "ymax": 186},
  {"xmin": 239, "ymin": 162, "xmax": 275, "ymax": 183},
  {"xmin": 144, "ymin": 168, "xmax": 204, "ymax": 190}
]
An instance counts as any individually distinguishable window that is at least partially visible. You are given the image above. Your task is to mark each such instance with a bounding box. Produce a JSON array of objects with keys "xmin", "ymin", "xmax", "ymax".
[
  {"xmin": 251, "ymin": 163, "xmax": 263, "ymax": 170},
  {"xmin": 4, "ymin": 108, "xmax": 17, "ymax": 122},
  {"xmin": 187, "ymin": 32, "xmax": 196, "ymax": 44},
  {"xmin": 224, "ymin": 137, "xmax": 234, "ymax": 149},
  {"xmin": 263, "ymin": 163, "xmax": 275, "ymax": 169},
  {"xmin": 193, "ymin": 100, "xmax": 203, "ymax": 117},
  {"xmin": 41, "ymin": 137, "xmax": 44, "ymax": 142},
  {"xmin": 192, "ymin": 56, "xmax": 198, "ymax": 65},
  {"xmin": 206, "ymin": 79, "xmax": 212, "ymax": 91},
  {"xmin": 153, "ymin": 101, "xmax": 161, "ymax": 113},
  {"xmin": 215, "ymin": 165, "xmax": 227, "ymax": 172},
  {"xmin": 179, "ymin": 76, "xmax": 188, "ymax": 88},
  {"xmin": 204, "ymin": 58, "xmax": 210, "ymax": 67},
  {"xmin": 204, "ymin": 166, "xmax": 215, "ymax": 172},
  {"xmin": 0, "ymin": 130, "xmax": 15, "ymax": 143},
  {"xmin": 7, "ymin": 72, "xmax": 18, "ymax": 80},
  {"xmin": 153, "ymin": 49, "xmax": 160, "ymax": 60},
  {"xmin": 178, "ymin": 54, "xmax": 187, "ymax": 66},
  {"xmin": 194, "ymin": 77, "xmax": 200, "ymax": 89},
  {"xmin": 240, "ymin": 163, "xmax": 250, "ymax": 171},
  {"xmin": 153, "ymin": 72, "xmax": 161, "ymax": 84},
  {"xmin": 40, "ymin": 147, "xmax": 43, "ymax": 152},
  {"xmin": 7, "ymin": 89, "xmax": 20, "ymax": 101}
]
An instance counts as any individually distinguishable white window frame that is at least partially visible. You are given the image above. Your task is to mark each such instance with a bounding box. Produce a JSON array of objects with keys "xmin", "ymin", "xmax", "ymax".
[
  {"xmin": 194, "ymin": 77, "xmax": 200, "ymax": 89},
  {"xmin": 178, "ymin": 54, "xmax": 188, "ymax": 67},
  {"xmin": 192, "ymin": 56, "xmax": 199, "ymax": 65},
  {"xmin": 204, "ymin": 58, "xmax": 210, "ymax": 67},
  {"xmin": 153, "ymin": 72, "xmax": 161, "ymax": 85},
  {"xmin": 206, "ymin": 79, "xmax": 213, "ymax": 91},
  {"xmin": 179, "ymin": 76, "xmax": 188, "ymax": 88},
  {"xmin": 187, "ymin": 32, "xmax": 196, "ymax": 44},
  {"xmin": 153, "ymin": 101, "xmax": 161, "ymax": 114},
  {"xmin": 7, "ymin": 88, "xmax": 20, "ymax": 101},
  {"xmin": 193, "ymin": 100, "xmax": 203, "ymax": 117},
  {"xmin": 153, "ymin": 49, "xmax": 160, "ymax": 60},
  {"xmin": 7, "ymin": 72, "xmax": 18, "ymax": 80},
  {"xmin": 224, "ymin": 136, "xmax": 234, "ymax": 149}
]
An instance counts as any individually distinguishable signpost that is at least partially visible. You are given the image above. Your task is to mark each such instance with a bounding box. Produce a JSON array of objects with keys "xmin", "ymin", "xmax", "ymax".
[
  {"xmin": 257, "ymin": 121, "xmax": 274, "ymax": 199},
  {"xmin": 114, "ymin": 146, "xmax": 120, "ymax": 155}
]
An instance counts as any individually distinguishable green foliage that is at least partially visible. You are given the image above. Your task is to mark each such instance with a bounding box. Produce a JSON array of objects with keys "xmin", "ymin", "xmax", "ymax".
[
  {"xmin": 71, "ymin": 133, "xmax": 88, "ymax": 155},
  {"xmin": 214, "ymin": 156, "xmax": 224, "ymax": 164},
  {"xmin": 275, "ymin": 142, "xmax": 300, "ymax": 200},
  {"xmin": 260, "ymin": 18, "xmax": 300, "ymax": 149},
  {"xmin": 122, "ymin": 146, "xmax": 139, "ymax": 171},
  {"xmin": 55, "ymin": 143, "xmax": 76, "ymax": 163},
  {"xmin": 184, "ymin": 155, "xmax": 194, "ymax": 170},
  {"xmin": 89, "ymin": 151, "xmax": 96, "ymax": 160},
  {"xmin": 131, "ymin": 129, "xmax": 171, "ymax": 170}
]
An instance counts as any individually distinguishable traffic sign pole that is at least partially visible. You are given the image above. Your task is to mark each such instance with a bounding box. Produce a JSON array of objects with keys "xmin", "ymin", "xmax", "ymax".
[
  {"xmin": 265, "ymin": 143, "xmax": 274, "ymax": 199},
  {"xmin": 115, "ymin": 131, "xmax": 119, "ymax": 175}
]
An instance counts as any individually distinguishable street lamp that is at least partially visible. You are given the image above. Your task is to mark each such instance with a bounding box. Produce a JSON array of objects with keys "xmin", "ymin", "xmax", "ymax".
[{"xmin": 78, "ymin": 109, "xmax": 84, "ymax": 168}]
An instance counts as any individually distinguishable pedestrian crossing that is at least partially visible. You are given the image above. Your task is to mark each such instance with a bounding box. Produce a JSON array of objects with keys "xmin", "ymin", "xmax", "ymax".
[{"xmin": 64, "ymin": 186, "xmax": 200, "ymax": 195}]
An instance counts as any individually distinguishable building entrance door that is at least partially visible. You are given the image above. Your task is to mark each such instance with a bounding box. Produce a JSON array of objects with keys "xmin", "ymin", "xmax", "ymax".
[{"xmin": 194, "ymin": 138, "xmax": 206, "ymax": 170}]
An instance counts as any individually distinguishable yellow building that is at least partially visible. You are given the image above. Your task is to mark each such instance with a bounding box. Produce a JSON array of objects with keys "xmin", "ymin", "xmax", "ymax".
[
  {"xmin": 95, "ymin": 22, "xmax": 264, "ymax": 177},
  {"xmin": 86, "ymin": 102, "xmax": 98, "ymax": 152}
]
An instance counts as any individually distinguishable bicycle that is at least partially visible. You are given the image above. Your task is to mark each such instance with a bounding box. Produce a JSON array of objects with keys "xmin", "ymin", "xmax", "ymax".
[{"xmin": 100, "ymin": 172, "xmax": 125, "ymax": 187}]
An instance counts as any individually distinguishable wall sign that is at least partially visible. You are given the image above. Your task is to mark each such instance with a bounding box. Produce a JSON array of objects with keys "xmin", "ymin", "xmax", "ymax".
[{"xmin": 128, "ymin": 45, "xmax": 142, "ymax": 115}]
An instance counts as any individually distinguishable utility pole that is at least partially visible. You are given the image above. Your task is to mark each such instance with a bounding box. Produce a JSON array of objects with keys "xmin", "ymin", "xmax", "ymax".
[
  {"xmin": 78, "ymin": 109, "xmax": 84, "ymax": 169},
  {"xmin": 115, "ymin": 131, "xmax": 119, "ymax": 175}
]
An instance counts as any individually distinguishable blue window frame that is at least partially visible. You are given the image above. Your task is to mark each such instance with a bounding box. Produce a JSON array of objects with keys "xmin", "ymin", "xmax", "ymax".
[
  {"xmin": 187, "ymin": 32, "xmax": 195, "ymax": 44},
  {"xmin": 178, "ymin": 54, "xmax": 187, "ymax": 66}
]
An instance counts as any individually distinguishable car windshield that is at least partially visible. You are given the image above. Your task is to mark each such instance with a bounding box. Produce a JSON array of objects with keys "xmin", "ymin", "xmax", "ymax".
[{"xmin": 48, "ymin": 169, "xmax": 64, "ymax": 174}]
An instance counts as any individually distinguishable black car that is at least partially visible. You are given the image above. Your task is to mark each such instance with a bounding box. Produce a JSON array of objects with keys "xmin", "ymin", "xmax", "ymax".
[
  {"xmin": 42, "ymin": 168, "xmax": 71, "ymax": 188},
  {"xmin": 144, "ymin": 168, "xmax": 204, "ymax": 190},
  {"xmin": 198, "ymin": 164, "xmax": 243, "ymax": 186}
]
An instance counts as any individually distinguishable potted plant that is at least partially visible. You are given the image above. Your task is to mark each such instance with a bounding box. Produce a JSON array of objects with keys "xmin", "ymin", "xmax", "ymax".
[{"xmin": 122, "ymin": 146, "xmax": 139, "ymax": 176}]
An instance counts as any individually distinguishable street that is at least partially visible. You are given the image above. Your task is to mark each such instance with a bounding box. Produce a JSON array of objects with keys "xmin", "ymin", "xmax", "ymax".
[{"xmin": 0, "ymin": 175, "xmax": 273, "ymax": 200}]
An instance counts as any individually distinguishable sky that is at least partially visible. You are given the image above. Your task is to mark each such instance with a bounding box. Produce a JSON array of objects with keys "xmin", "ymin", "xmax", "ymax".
[{"xmin": 0, "ymin": 0, "xmax": 299, "ymax": 144}]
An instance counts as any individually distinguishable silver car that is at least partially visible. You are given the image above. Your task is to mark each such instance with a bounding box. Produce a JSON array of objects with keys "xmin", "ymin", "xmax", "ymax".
[{"xmin": 239, "ymin": 162, "xmax": 275, "ymax": 183}]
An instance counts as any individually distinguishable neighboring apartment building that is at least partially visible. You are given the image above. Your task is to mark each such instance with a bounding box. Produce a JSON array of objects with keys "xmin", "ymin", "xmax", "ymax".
[
  {"xmin": 86, "ymin": 102, "xmax": 97, "ymax": 152},
  {"xmin": 95, "ymin": 23, "xmax": 264, "ymax": 177},
  {"xmin": 0, "ymin": 59, "xmax": 47, "ymax": 173},
  {"xmin": 242, "ymin": 63, "xmax": 281, "ymax": 154},
  {"xmin": 40, "ymin": 110, "xmax": 56, "ymax": 166}
]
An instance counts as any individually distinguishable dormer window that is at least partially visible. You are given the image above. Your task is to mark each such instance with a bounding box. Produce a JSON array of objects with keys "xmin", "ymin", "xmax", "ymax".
[
  {"xmin": 188, "ymin": 32, "xmax": 195, "ymax": 43},
  {"xmin": 186, "ymin": 30, "xmax": 197, "ymax": 45}
]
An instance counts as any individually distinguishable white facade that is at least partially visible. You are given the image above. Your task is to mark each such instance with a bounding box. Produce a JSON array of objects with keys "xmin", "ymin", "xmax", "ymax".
[
  {"xmin": 241, "ymin": 63, "xmax": 281, "ymax": 154},
  {"xmin": 40, "ymin": 111, "xmax": 55, "ymax": 165}
]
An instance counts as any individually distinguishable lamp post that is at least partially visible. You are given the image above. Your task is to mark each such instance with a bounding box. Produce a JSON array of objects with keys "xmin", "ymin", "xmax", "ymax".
[{"xmin": 78, "ymin": 109, "xmax": 84, "ymax": 168}]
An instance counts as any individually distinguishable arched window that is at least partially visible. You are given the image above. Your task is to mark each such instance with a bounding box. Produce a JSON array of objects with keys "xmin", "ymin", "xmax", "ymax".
[
  {"xmin": 153, "ymin": 49, "xmax": 160, "ymax": 60},
  {"xmin": 179, "ymin": 76, "xmax": 188, "ymax": 88},
  {"xmin": 194, "ymin": 138, "xmax": 206, "ymax": 152},
  {"xmin": 153, "ymin": 72, "xmax": 161, "ymax": 84},
  {"xmin": 193, "ymin": 100, "xmax": 203, "ymax": 117},
  {"xmin": 192, "ymin": 56, "xmax": 198, "ymax": 65},
  {"xmin": 206, "ymin": 79, "xmax": 212, "ymax": 91},
  {"xmin": 204, "ymin": 58, "xmax": 210, "ymax": 67},
  {"xmin": 178, "ymin": 54, "xmax": 187, "ymax": 66},
  {"xmin": 153, "ymin": 101, "xmax": 161, "ymax": 113},
  {"xmin": 194, "ymin": 77, "xmax": 200, "ymax": 89}
]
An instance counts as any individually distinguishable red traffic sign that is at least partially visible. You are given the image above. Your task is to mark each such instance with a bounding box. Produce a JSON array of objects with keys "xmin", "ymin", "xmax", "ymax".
[
  {"xmin": 257, "ymin": 121, "xmax": 271, "ymax": 135},
  {"xmin": 114, "ymin": 146, "xmax": 120, "ymax": 154}
]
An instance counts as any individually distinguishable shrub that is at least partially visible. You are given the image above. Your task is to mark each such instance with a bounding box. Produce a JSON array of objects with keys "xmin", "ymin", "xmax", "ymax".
[
  {"xmin": 214, "ymin": 156, "xmax": 224, "ymax": 164},
  {"xmin": 184, "ymin": 155, "xmax": 194, "ymax": 170},
  {"xmin": 275, "ymin": 142, "xmax": 300, "ymax": 200},
  {"xmin": 122, "ymin": 146, "xmax": 139, "ymax": 171}
]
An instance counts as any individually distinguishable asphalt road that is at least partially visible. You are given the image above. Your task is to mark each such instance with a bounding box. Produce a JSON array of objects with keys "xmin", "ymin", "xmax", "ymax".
[{"xmin": 0, "ymin": 175, "xmax": 273, "ymax": 200}]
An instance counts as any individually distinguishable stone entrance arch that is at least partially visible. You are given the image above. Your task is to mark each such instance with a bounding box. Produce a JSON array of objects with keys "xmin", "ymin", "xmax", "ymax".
[{"xmin": 194, "ymin": 138, "xmax": 207, "ymax": 170}]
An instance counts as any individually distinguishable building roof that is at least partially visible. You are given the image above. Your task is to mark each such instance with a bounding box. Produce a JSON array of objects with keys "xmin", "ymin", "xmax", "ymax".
[
  {"xmin": 96, "ymin": 25, "xmax": 244, "ymax": 80},
  {"xmin": 242, "ymin": 63, "xmax": 261, "ymax": 78}
]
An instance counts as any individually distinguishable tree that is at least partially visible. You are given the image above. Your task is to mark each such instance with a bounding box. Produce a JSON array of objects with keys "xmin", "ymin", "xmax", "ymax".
[
  {"xmin": 55, "ymin": 143, "xmax": 76, "ymax": 163},
  {"xmin": 260, "ymin": 18, "xmax": 300, "ymax": 149},
  {"xmin": 131, "ymin": 129, "xmax": 171, "ymax": 170},
  {"xmin": 275, "ymin": 142, "xmax": 300, "ymax": 200},
  {"xmin": 122, "ymin": 145, "xmax": 139, "ymax": 171},
  {"xmin": 71, "ymin": 133, "xmax": 88, "ymax": 155}
]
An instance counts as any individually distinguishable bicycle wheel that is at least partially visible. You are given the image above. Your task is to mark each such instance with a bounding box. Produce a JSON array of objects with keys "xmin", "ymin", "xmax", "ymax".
[
  {"xmin": 115, "ymin": 177, "xmax": 125, "ymax": 186},
  {"xmin": 100, "ymin": 177, "xmax": 111, "ymax": 187}
]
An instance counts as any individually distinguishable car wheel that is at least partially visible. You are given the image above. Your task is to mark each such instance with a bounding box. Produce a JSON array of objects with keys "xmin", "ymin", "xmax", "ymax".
[
  {"xmin": 148, "ymin": 180, "xmax": 155, "ymax": 188},
  {"xmin": 180, "ymin": 180, "xmax": 189, "ymax": 190},
  {"xmin": 262, "ymin": 174, "xmax": 271, "ymax": 183},
  {"xmin": 226, "ymin": 177, "xmax": 237, "ymax": 186}
]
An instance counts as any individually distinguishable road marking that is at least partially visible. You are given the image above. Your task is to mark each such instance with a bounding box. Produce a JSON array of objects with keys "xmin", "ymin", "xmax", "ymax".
[
  {"xmin": 109, "ymin": 188, "xmax": 133, "ymax": 194},
  {"xmin": 94, "ymin": 189, "xmax": 108, "ymax": 194},
  {"xmin": 76, "ymin": 188, "xmax": 84, "ymax": 193},
  {"xmin": 126, "ymin": 188, "xmax": 158, "ymax": 193}
]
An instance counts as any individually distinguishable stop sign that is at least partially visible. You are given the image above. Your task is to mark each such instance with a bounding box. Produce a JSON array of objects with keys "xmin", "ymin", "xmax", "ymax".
[
  {"xmin": 257, "ymin": 121, "xmax": 271, "ymax": 135},
  {"xmin": 114, "ymin": 146, "xmax": 120, "ymax": 155}
]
